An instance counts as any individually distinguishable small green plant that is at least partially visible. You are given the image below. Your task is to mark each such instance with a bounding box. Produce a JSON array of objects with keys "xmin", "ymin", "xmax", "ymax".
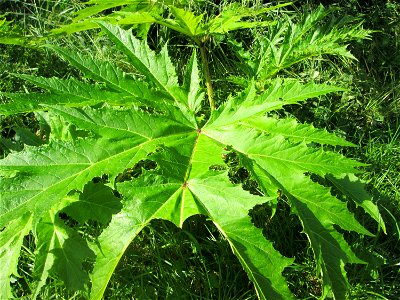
[{"xmin": 0, "ymin": 3, "xmax": 386, "ymax": 299}]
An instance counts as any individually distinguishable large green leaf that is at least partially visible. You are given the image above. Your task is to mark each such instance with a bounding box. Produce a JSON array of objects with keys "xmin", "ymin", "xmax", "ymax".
[
  {"xmin": 89, "ymin": 134, "xmax": 294, "ymax": 300},
  {"xmin": 0, "ymin": 21, "xmax": 382, "ymax": 300}
]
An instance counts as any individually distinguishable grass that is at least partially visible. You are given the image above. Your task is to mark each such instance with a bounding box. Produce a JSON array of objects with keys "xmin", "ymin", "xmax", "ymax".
[{"xmin": 1, "ymin": 0, "xmax": 400, "ymax": 299}]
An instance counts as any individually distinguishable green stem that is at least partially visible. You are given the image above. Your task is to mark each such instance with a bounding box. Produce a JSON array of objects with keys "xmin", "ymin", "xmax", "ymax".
[{"xmin": 199, "ymin": 39, "xmax": 215, "ymax": 111}]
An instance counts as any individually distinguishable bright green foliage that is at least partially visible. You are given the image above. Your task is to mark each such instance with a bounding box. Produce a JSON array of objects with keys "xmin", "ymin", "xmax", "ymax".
[
  {"xmin": 0, "ymin": 7, "xmax": 383, "ymax": 300},
  {"xmin": 229, "ymin": 5, "xmax": 373, "ymax": 86},
  {"xmin": 32, "ymin": 209, "xmax": 95, "ymax": 297},
  {"xmin": 0, "ymin": 17, "xmax": 28, "ymax": 45},
  {"xmin": 49, "ymin": 0, "xmax": 290, "ymax": 43}
]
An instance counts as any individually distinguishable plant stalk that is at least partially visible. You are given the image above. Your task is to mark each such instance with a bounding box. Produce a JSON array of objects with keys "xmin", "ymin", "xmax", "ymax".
[{"xmin": 199, "ymin": 39, "xmax": 215, "ymax": 111}]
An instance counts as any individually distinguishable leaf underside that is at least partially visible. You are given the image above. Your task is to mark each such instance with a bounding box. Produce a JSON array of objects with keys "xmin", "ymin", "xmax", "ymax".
[{"xmin": 0, "ymin": 16, "xmax": 382, "ymax": 300}]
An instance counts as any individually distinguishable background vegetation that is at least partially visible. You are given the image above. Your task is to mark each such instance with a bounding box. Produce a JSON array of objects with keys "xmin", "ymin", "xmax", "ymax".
[{"xmin": 1, "ymin": 0, "xmax": 399, "ymax": 299}]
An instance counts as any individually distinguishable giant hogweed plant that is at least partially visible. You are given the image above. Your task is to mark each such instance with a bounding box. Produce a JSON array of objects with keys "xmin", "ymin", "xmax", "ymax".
[{"xmin": 0, "ymin": 3, "xmax": 385, "ymax": 300}]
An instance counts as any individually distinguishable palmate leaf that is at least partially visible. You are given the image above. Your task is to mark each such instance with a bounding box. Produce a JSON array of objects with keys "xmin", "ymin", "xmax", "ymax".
[
  {"xmin": 89, "ymin": 138, "xmax": 294, "ymax": 300},
  {"xmin": 0, "ymin": 22, "xmax": 383, "ymax": 300}
]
